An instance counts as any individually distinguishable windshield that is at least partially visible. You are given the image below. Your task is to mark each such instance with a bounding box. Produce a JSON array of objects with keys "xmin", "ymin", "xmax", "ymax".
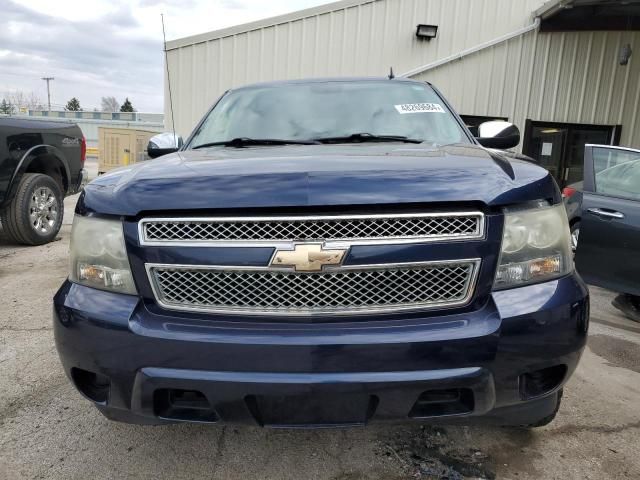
[{"xmin": 188, "ymin": 81, "xmax": 469, "ymax": 148}]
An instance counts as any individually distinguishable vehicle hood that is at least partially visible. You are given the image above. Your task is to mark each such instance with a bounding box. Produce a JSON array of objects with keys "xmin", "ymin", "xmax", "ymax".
[{"xmin": 80, "ymin": 144, "xmax": 559, "ymax": 216}]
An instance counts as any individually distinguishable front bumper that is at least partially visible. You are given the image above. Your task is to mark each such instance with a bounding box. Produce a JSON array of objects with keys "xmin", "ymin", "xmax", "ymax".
[
  {"xmin": 53, "ymin": 274, "xmax": 588, "ymax": 427},
  {"xmin": 68, "ymin": 168, "xmax": 88, "ymax": 195},
  {"xmin": 80, "ymin": 168, "xmax": 88, "ymax": 189}
]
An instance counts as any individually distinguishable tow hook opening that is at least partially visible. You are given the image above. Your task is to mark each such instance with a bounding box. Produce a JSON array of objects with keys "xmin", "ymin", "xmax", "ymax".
[
  {"xmin": 71, "ymin": 367, "xmax": 110, "ymax": 404},
  {"xmin": 409, "ymin": 388, "xmax": 475, "ymax": 418},
  {"xmin": 153, "ymin": 389, "xmax": 218, "ymax": 423}
]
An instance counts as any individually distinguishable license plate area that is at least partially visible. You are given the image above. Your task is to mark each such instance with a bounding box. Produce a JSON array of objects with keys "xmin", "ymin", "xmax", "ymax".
[{"xmin": 245, "ymin": 392, "xmax": 379, "ymax": 427}]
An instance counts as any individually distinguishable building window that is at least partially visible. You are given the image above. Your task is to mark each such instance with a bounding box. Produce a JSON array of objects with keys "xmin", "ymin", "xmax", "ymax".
[{"xmin": 522, "ymin": 121, "xmax": 621, "ymax": 188}]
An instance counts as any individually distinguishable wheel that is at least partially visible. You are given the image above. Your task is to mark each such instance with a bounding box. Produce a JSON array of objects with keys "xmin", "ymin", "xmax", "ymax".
[
  {"xmin": 0, "ymin": 173, "xmax": 64, "ymax": 245},
  {"xmin": 522, "ymin": 389, "xmax": 563, "ymax": 428},
  {"xmin": 570, "ymin": 221, "xmax": 580, "ymax": 253}
]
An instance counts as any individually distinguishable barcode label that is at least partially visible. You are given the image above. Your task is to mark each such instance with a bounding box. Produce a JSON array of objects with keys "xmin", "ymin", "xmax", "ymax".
[{"xmin": 394, "ymin": 103, "xmax": 445, "ymax": 114}]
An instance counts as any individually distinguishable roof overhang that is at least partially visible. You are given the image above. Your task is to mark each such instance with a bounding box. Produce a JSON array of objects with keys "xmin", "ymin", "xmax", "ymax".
[
  {"xmin": 166, "ymin": 0, "xmax": 378, "ymax": 51},
  {"xmin": 534, "ymin": 0, "xmax": 640, "ymax": 31}
]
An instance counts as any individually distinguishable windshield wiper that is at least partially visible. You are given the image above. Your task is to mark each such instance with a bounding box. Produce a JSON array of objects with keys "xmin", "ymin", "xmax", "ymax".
[
  {"xmin": 313, "ymin": 133, "xmax": 424, "ymax": 144},
  {"xmin": 192, "ymin": 137, "xmax": 318, "ymax": 149}
]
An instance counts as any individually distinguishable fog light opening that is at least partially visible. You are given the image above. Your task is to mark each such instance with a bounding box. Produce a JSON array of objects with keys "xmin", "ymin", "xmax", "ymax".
[
  {"xmin": 71, "ymin": 368, "xmax": 110, "ymax": 404},
  {"xmin": 520, "ymin": 365, "xmax": 567, "ymax": 399},
  {"xmin": 154, "ymin": 389, "xmax": 218, "ymax": 423}
]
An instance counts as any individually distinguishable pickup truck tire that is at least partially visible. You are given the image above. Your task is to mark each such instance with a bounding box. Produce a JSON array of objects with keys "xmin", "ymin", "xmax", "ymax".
[{"xmin": 0, "ymin": 173, "xmax": 64, "ymax": 245}]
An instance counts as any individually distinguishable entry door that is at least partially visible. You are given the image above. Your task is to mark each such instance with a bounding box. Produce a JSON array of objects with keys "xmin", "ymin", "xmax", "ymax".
[
  {"xmin": 523, "ymin": 122, "xmax": 619, "ymax": 188},
  {"xmin": 527, "ymin": 126, "xmax": 567, "ymax": 181},
  {"xmin": 575, "ymin": 145, "xmax": 640, "ymax": 296}
]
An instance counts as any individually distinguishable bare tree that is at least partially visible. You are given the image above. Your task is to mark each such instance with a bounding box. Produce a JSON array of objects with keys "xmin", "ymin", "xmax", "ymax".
[
  {"xmin": 27, "ymin": 92, "xmax": 45, "ymax": 111},
  {"xmin": 6, "ymin": 91, "xmax": 44, "ymax": 112},
  {"xmin": 101, "ymin": 96, "xmax": 120, "ymax": 112}
]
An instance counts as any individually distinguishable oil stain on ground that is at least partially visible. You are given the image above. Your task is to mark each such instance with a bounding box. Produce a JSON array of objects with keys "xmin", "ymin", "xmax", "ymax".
[
  {"xmin": 588, "ymin": 334, "xmax": 640, "ymax": 374},
  {"xmin": 378, "ymin": 426, "xmax": 496, "ymax": 479}
]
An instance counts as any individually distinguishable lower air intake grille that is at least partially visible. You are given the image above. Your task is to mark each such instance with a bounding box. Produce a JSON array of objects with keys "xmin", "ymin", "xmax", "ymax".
[{"xmin": 148, "ymin": 261, "xmax": 479, "ymax": 315}]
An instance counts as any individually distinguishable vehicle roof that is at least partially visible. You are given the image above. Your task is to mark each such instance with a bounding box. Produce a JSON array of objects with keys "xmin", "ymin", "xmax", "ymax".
[{"xmin": 229, "ymin": 76, "xmax": 430, "ymax": 92}]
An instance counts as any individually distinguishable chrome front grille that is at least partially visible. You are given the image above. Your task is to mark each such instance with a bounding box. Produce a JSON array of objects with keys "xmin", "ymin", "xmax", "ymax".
[
  {"xmin": 139, "ymin": 212, "xmax": 484, "ymax": 246},
  {"xmin": 146, "ymin": 260, "xmax": 480, "ymax": 315}
]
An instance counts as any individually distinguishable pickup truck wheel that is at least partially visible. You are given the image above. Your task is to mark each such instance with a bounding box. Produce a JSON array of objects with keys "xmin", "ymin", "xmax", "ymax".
[{"xmin": 0, "ymin": 173, "xmax": 64, "ymax": 245}]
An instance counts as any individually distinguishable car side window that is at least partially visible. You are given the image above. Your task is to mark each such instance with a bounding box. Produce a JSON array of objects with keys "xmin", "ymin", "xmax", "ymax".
[{"xmin": 593, "ymin": 147, "xmax": 640, "ymax": 201}]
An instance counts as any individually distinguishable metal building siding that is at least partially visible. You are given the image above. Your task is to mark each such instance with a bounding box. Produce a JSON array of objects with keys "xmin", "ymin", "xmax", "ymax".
[
  {"xmin": 414, "ymin": 30, "xmax": 640, "ymax": 149},
  {"xmin": 165, "ymin": 0, "xmax": 548, "ymax": 136}
]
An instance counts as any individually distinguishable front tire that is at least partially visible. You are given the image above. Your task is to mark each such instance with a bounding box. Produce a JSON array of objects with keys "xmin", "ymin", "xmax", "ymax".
[{"xmin": 0, "ymin": 173, "xmax": 64, "ymax": 245}]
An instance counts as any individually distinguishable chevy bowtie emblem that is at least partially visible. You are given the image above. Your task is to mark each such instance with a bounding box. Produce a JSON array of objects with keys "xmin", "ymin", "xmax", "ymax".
[{"xmin": 271, "ymin": 243, "xmax": 347, "ymax": 272}]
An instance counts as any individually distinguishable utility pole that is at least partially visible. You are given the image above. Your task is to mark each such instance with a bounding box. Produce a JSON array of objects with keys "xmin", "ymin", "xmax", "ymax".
[{"xmin": 41, "ymin": 77, "xmax": 54, "ymax": 111}]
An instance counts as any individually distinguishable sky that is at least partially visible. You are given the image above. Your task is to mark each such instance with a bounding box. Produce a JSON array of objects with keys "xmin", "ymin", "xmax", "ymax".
[{"xmin": 0, "ymin": 0, "xmax": 330, "ymax": 113}]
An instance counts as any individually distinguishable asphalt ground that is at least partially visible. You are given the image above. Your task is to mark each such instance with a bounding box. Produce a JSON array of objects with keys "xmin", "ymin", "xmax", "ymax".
[{"xmin": 1, "ymin": 158, "xmax": 638, "ymax": 479}]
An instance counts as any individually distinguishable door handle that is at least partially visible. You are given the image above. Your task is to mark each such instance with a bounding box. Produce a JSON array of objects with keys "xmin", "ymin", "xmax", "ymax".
[{"xmin": 587, "ymin": 208, "xmax": 625, "ymax": 219}]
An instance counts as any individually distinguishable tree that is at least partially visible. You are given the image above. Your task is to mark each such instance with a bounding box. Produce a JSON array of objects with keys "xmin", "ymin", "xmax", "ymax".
[
  {"xmin": 101, "ymin": 96, "xmax": 119, "ymax": 112},
  {"xmin": 120, "ymin": 97, "xmax": 135, "ymax": 112},
  {"xmin": 0, "ymin": 99, "xmax": 14, "ymax": 115},
  {"xmin": 65, "ymin": 97, "xmax": 82, "ymax": 111},
  {"xmin": 6, "ymin": 91, "xmax": 44, "ymax": 112}
]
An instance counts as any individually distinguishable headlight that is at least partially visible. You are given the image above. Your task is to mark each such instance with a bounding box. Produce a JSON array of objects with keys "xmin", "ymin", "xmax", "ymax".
[
  {"xmin": 494, "ymin": 202, "xmax": 572, "ymax": 289},
  {"xmin": 69, "ymin": 216, "xmax": 137, "ymax": 295}
]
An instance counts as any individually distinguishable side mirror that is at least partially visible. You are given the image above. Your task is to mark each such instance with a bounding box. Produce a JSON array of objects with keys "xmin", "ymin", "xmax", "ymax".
[
  {"xmin": 475, "ymin": 121, "xmax": 520, "ymax": 150},
  {"xmin": 147, "ymin": 132, "xmax": 183, "ymax": 159}
]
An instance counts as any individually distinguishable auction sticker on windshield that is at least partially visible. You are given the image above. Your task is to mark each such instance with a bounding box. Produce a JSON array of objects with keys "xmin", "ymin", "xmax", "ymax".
[{"xmin": 395, "ymin": 103, "xmax": 445, "ymax": 114}]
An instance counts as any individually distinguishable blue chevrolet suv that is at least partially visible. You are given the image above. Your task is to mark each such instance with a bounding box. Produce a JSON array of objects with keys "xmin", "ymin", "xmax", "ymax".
[{"xmin": 54, "ymin": 78, "xmax": 588, "ymax": 427}]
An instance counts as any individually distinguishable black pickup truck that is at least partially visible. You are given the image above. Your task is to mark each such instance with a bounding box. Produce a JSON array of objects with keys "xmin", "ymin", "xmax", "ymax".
[{"xmin": 0, "ymin": 117, "xmax": 87, "ymax": 245}]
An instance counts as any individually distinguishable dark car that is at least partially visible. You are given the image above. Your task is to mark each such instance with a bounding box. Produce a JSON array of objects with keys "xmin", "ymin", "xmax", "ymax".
[
  {"xmin": 0, "ymin": 117, "xmax": 87, "ymax": 244},
  {"xmin": 563, "ymin": 145, "xmax": 640, "ymax": 253},
  {"xmin": 54, "ymin": 78, "xmax": 588, "ymax": 428},
  {"xmin": 575, "ymin": 145, "xmax": 640, "ymax": 298}
]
